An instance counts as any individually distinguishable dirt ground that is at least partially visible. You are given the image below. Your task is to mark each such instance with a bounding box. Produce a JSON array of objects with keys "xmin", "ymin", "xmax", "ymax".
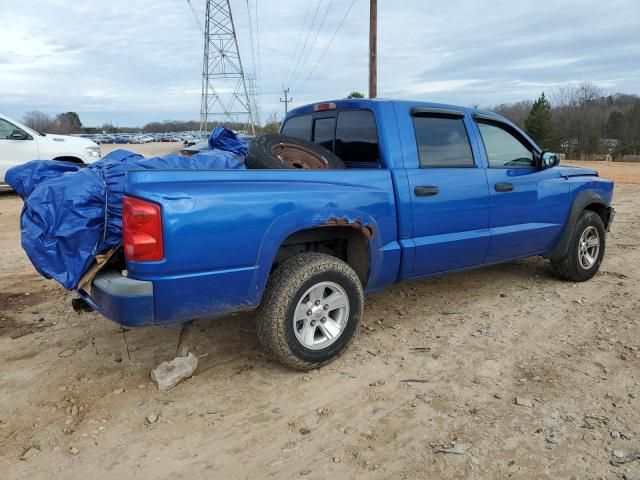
[
  {"xmin": 1, "ymin": 159, "xmax": 639, "ymax": 480},
  {"xmin": 99, "ymin": 142, "xmax": 183, "ymax": 158}
]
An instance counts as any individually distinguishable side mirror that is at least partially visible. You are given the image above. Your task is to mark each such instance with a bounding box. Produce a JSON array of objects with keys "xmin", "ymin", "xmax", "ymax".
[
  {"xmin": 10, "ymin": 129, "xmax": 28, "ymax": 140},
  {"xmin": 540, "ymin": 151, "xmax": 559, "ymax": 169}
]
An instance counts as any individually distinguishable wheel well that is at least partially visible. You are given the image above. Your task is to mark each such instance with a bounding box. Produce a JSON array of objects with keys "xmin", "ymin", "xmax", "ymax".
[
  {"xmin": 54, "ymin": 156, "xmax": 85, "ymax": 165},
  {"xmin": 274, "ymin": 226, "xmax": 371, "ymax": 286},
  {"xmin": 584, "ymin": 202, "xmax": 611, "ymax": 227}
]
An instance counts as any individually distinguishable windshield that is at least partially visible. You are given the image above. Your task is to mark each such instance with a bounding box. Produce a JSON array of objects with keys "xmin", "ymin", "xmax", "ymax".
[{"xmin": 1, "ymin": 116, "xmax": 45, "ymax": 136}]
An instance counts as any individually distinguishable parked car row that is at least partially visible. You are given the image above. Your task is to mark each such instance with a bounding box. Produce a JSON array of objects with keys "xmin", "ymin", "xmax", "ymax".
[{"xmin": 79, "ymin": 132, "xmax": 205, "ymax": 145}]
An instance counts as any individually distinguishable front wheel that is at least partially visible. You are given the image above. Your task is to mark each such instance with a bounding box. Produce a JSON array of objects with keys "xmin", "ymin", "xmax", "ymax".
[
  {"xmin": 550, "ymin": 210, "xmax": 606, "ymax": 282},
  {"xmin": 255, "ymin": 253, "xmax": 364, "ymax": 371}
]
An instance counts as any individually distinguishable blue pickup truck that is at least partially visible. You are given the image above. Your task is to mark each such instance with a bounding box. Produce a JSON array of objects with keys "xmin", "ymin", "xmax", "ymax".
[{"xmin": 81, "ymin": 99, "xmax": 614, "ymax": 370}]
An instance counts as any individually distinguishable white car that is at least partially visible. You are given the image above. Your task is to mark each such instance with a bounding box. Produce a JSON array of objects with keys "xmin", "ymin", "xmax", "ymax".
[{"xmin": 0, "ymin": 113, "xmax": 101, "ymax": 192}]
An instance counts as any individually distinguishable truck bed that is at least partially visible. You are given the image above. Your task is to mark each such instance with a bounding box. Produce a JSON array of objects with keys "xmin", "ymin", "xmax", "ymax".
[{"xmin": 117, "ymin": 168, "xmax": 401, "ymax": 325}]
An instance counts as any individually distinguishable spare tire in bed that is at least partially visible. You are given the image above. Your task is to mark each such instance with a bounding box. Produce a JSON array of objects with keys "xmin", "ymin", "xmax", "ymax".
[{"xmin": 246, "ymin": 133, "xmax": 345, "ymax": 170}]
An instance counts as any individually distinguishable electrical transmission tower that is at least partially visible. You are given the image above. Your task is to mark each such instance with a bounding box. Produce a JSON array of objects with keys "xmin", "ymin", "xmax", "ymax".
[
  {"xmin": 246, "ymin": 74, "xmax": 261, "ymax": 127},
  {"xmin": 200, "ymin": 0, "xmax": 255, "ymax": 135}
]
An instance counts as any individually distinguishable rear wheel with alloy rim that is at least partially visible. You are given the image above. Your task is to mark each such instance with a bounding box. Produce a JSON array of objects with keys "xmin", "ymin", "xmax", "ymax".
[
  {"xmin": 293, "ymin": 281, "xmax": 350, "ymax": 350},
  {"xmin": 256, "ymin": 253, "xmax": 364, "ymax": 370},
  {"xmin": 550, "ymin": 210, "xmax": 606, "ymax": 282}
]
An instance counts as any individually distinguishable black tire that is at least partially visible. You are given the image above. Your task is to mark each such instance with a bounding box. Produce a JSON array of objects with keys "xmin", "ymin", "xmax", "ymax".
[
  {"xmin": 246, "ymin": 133, "xmax": 346, "ymax": 170},
  {"xmin": 255, "ymin": 253, "xmax": 364, "ymax": 371},
  {"xmin": 550, "ymin": 210, "xmax": 606, "ymax": 282}
]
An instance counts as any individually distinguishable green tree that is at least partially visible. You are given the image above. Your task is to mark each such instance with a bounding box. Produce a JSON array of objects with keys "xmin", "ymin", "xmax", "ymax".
[
  {"xmin": 606, "ymin": 111, "xmax": 624, "ymax": 139},
  {"xmin": 55, "ymin": 112, "xmax": 83, "ymax": 133},
  {"xmin": 347, "ymin": 91, "xmax": 365, "ymax": 99},
  {"xmin": 262, "ymin": 121, "xmax": 281, "ymax": 134},
  {"xmin": 524, "ymin": 93, "xmax": 553, "ymax": 148}
]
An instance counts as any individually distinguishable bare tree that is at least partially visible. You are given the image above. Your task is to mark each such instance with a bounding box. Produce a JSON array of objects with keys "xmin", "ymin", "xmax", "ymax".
[
  {"xmin": 490, "ymin": 100, "xmax": 533, "ymax": 128},
  {"xmin": 22, "ymin": 111, "xmax": 55, "ymax": 133},
  {"xmin": 551, "ymin": 82, "xmax": 604, "ymax": 156}
]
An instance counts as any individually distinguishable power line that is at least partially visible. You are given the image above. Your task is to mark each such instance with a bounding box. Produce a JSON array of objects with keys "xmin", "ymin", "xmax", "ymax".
[
  {"xmin": 289, "ymin": 0, "xmax": 334, "ymax": 91},
  {"xmin": 255, "ymin": 0, "xmax": 262, "ymax": 80},
  {"xmin": 185, "ymin": 0, "xmax": 203, "ymax": 34},
  {"xmin": 246, "ymin": 0, "xmax": 258, "ymax": 78},
  {"xmin": 286, "ymin": 0, "xmax": 323, "ymax": 88},
  {"xmin": 294, "ymin": 0, "xmax": 358, "ymax": 96},
  {"xmin": 283, "ymin": 1, "xmax": 313, "ymax": 86},
  {"xmin": 245, "ymin": 0, "xmax": 261, "ymax": 125}
]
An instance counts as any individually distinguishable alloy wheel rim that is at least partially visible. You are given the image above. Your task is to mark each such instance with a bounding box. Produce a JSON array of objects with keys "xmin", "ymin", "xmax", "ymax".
[
  {"xmin": 578, "ymin": 226, "xmax": 600, "ymax": 269},
  {"xmin": 293, "ymin": 281, "xmax": 350, "ymax": 350}
]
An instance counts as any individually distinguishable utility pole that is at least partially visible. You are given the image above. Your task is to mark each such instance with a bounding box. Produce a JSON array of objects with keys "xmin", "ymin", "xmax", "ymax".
[
  {"xmin": 280, "ymin": 88, "xmax": 292, "ymax": 114},
  {"xmin": 200, "ymin": 0, "xmax": 255, "ymax": 135},
  {"xmin": 369, "ymin": 0, "xmax": 377, "ymax": 99}
]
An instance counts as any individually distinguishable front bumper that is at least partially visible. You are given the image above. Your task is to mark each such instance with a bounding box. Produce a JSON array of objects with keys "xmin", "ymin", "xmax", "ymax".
[{"xmin": 79, "ymin": 269, "xmax": 154, "ymax": 327}]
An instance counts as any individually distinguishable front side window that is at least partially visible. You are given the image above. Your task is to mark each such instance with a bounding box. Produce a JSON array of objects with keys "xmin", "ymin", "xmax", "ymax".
[
  {"xmin": 0, "ymin": 119, "xmax": 17, "ymax": 139},
  {"xmin": 281, "ymin": 114, "xmax": 312, "ymax": 141},
  {"xmin": 335, "ymin": 110, "xmax": 379, "ymax": 164},
  {"xmin": 313, "ymin": 117, "xmax": 335, "ymax": 152},
  {"xmin": 477, "ymin": 122, "xmax": 534, "ymax": 167},
  {"xmin": 412, "ymin": 115, "xmax": 475, "ymax": 167}
]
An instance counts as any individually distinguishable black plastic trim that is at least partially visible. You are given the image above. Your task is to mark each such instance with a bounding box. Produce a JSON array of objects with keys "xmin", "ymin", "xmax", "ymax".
[
  {"xmin": 545, "ymin": 191, "xmax": 608, "ymax": 259},
  {"xmin": 472, "ymin": 112, "xmax": 502, "ymax": 122},
  {"xmin": 411, "ymin": 107, "xmax": 465, "ymax": 118}
]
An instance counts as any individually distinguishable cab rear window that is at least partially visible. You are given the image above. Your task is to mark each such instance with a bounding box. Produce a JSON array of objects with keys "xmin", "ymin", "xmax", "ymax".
[
  {"xmin": 281, "ymin": 114, "xmax": 312, "ymax": 141},
  {"xmin": 335, "ymin": 110, "xmax": 379, "ymax": 164},
  {"xmin": 281, "ymin": 110, "xmax": 379, "ymax": 165}
]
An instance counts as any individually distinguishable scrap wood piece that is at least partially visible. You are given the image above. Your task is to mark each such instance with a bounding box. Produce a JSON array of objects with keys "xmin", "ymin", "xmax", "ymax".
[
  {"xmin": 611, "ymin": 452, "xmax": 640, "ymax": 467},
  {"xmin": 410, "ymin": 347, "xmax": 432, "ymax": 353},
  {"xmin": 434, "ymin": 442, "xmax": 472, "ymax": 455}
]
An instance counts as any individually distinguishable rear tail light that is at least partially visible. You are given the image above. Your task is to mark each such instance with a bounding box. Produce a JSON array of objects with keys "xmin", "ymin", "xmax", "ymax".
[{"xmin": 123, "ymin": 196, "xmax": 164, "ymax": 262}]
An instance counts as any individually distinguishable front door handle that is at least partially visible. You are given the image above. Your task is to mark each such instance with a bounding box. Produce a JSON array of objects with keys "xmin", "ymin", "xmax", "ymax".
[
  {"xmin": 495, "ymin": 182, "xmax": 514, "ymax": 192},
  {"xmin": 415, "ymin": 185, "xmax": 439, "ymax": 197}
]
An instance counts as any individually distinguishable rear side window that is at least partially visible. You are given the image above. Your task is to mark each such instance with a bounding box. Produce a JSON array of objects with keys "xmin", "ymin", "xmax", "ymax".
[
  {"xmin": 281, "ymin": 114, "xmax": 312, "ymax": 141},
  {"xmin": 412, "ymin": 116, "xmax": 475, "ymax": 167},
  {"xmin": 335, "ymin": 110, "xmax": 379, "ymax": 164},
  {"xmin": 313, "ymin": 117, "xmax": 335, "ymax": 151}
]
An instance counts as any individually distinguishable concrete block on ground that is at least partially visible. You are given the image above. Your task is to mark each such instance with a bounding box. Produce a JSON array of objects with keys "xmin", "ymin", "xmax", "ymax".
[{"xmin": 151, "ymin": 352, "xmax": 198, "ymax": 391}]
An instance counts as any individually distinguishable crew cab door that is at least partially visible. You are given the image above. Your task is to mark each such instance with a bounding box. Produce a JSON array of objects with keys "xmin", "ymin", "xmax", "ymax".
[
  {"xmin": 471, "ymin": 115, "xmax": 570, "ymax": 262},
  {"xmin": 0, "ymin": 118, "xmax": 39, "ymax": 181},
  {"xmin": 402, "ymin": 108, "xmax": 491, "ymax": 277}
]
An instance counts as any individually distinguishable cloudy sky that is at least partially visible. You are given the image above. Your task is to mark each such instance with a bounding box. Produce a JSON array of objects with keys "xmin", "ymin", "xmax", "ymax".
[{"xmin": 1, "ymin": 0, "xmax": 638, "ymax": 127}]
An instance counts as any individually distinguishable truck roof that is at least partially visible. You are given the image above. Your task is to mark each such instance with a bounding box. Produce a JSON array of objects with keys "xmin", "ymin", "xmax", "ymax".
[
  {"xmin": 286, "ymin": 98, "xmax": 504, "ymax": 121},
  {"xmin": 285, "ymin": 98, "xmax": 529, "ymax": 147}
]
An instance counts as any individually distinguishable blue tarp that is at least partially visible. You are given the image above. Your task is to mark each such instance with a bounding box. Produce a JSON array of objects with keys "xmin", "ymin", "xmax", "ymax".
[
  {"xmin": 208, "ymin": 124, "xmax": 248, "ymax": 155},
  {"xmin": 6, "ymin": 127, "xmax": 246, "ymax": 290}
]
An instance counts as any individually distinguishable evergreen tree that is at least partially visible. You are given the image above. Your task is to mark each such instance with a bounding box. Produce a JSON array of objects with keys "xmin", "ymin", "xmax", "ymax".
[{"xmin": 524, "ymin": 93, "xmax": 552, "ymax": 148}]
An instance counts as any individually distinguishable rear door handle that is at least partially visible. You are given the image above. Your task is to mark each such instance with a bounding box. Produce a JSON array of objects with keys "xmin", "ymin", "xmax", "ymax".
[
  {"xmin": 495, "ymin": 182, "xmax": 514, "ymax": 192},
  {"xmin": 414, "ymin": 185, "xmax": 439, "ymax": 197}
]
